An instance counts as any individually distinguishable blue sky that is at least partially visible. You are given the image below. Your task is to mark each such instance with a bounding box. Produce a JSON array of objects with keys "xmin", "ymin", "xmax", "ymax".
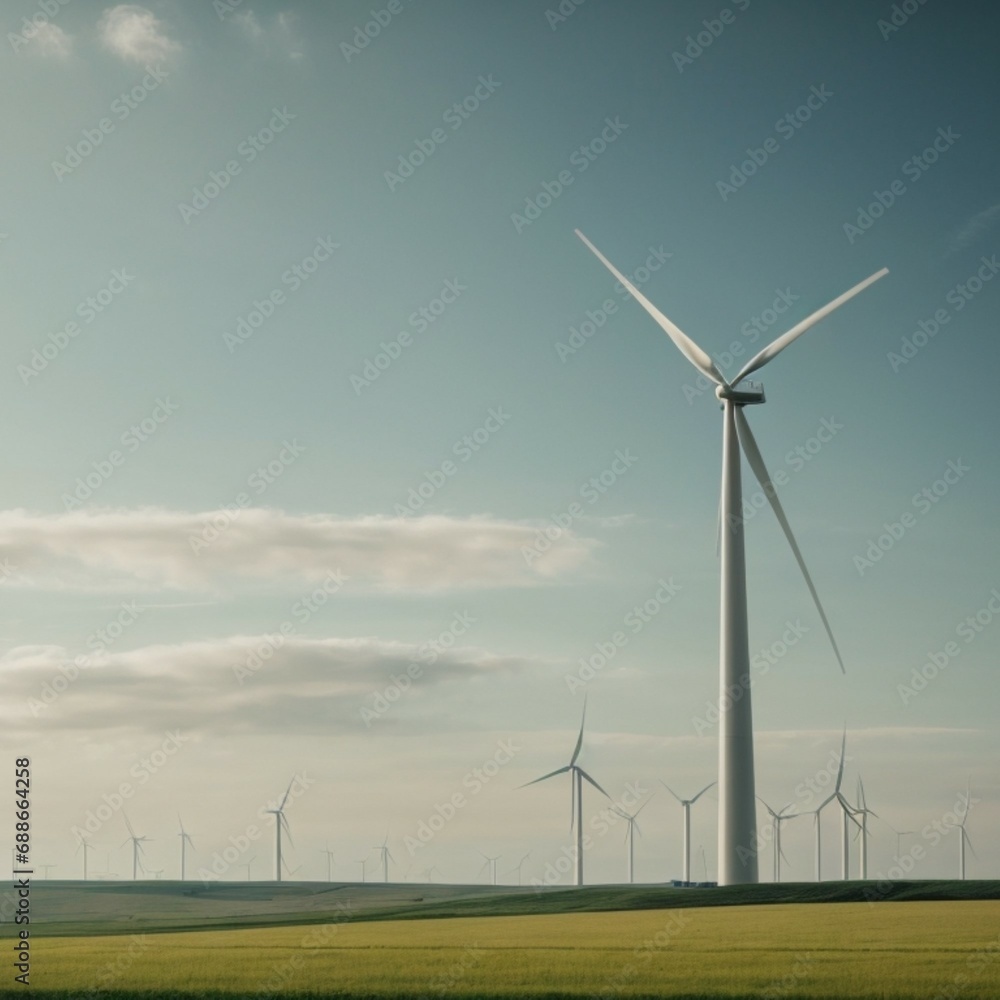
[{"xmin": 1, "ymin": 0, "xmax": 998, "ymax": 888}]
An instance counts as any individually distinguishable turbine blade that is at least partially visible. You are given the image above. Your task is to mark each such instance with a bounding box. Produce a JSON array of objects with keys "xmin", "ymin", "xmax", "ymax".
[
  {"xmin": 577, "ymin": 767, "xmax": 611, "ymax": 800},
  {"xmin": 835, "ymin": 727, "xmax": 847, "ymax": 793},
  {"xmin": 575, "ymin": 229, "xmax": 728, "ymax": 388},
  {"xmin": 570, "ymin": 694, "xmax": 588, "ymax": 767},
  {"xmin": 690, "ymin": 781, "xmax": 716, "ymax": 804},
  {"xmin": 519, "ymin": 765, "xmax": 571, "ymax": 788},
  {"xmin": 734, "ymin": 409, "xmax": 844, "ymax": 672},
  {"xmin": 279, "ymin": 777, "xmax": 295, "ymax": 811},
  {"xmin": 733, "ymin": 268, "xmax": 889, "ymax": 383},
  {"xmin": 634, "ymin": 795, "xmax": 654, "ymax": 817},
  {"xmin": 659, "ymin": 780, "xmax": 683, "ymax": 805},
  {"xmin": 123, "ymin": 814, "xmax": 136, "ymax": 838},
  {"xmin": 965, "ymin": 829, "xmax": 978, "ymax": 860}
]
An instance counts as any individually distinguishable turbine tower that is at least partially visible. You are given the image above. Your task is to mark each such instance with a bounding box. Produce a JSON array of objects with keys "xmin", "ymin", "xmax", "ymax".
[
  {"xmin": 576, "ymin": 230, "xmax": 887, "ymax": 884},
  {"xmin": 506, "ymin": 852, "xmax": 531, "ymax": 886},
  {"xmin": 521, "ymin": 696, "xmax": 610, "ymax": 886},
  {"xmin": 662, "ymin": 780, "xmax": 715, "ymax": 883},
  {"xmin": 320, "ymin": 844, "xmax": 335, "ymax": 882},
  {"xmin": 75, "ymin": 835, "xmax": 94, "ymax": 882},
  {"xmin": 886, "ymin": 823, "xmax": 914, "ymax": 860},
  {"xmin": 478, "ymin": 853, "xmax": 502, "ymax": 886},
  {"xmin": 374, "ymin": 836, "xmax": 394, "ymax": 883},
  {"xmin": 811, "ymin": 729, "xmax": 847, "ymax": 882},
  {"xmin": 958, "ymin": 780, "xmax": 976, "ymax": 880},
  {"xmin": 358, "ymin": 857, "xmax": 369, "ymax": 882},
  {"xmin": 177, "ymin": 815, "xmax": 195, "ymax": 881},
  {"xmin": 266, "ymin": 778, "xmax": 294, "ymax": 882},
  {"xmin": 758, "ymin": 798, "xmax": 797, "ymax": 883},
  {"xmin": 121, "ymin": 814, "xmax": 150, "ymax": 880},
  {"xmin": 614, "ymin": 797, "xmax": 652, "ymax": 884},
  {"xmin": 240, "ymin": 857, "xmax": 256, "ymax": 881},
  {"xmin": 854, "ymin": 776, "xmax": 878, "ymax": 880}
]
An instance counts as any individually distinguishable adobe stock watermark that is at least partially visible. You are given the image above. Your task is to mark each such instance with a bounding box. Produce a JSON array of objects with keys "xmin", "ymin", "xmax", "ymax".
[
  {"xmin": 52, "ymin": 66, "xmax": 170, "ymax": 181},
  {"xmin": 188, "ymin": 440, "xmax": 307, "ymax": 555},
  {"xmin": 692, "ymin": 620, "xmax": 810, "ymax": 736},
  {"xmin": 17, "ymin": 268, "xmax": 135, "ymax": 385},
  {"xmin": 384, "ymin": 75, "xmax": 501, "ymax": 192},
  {"xmin": 223, "ymin": 237, "xmax": 339, "ymax": 352},
  {"xmin": 682, "ymin": 289, "xmax": 799, "ymax": 403},
  {"xmin": 545, "ymin": 0, "xmax": 588, "ymax": 30},
  {"xmin": 62, "ymin": 397, "xmax": 179, "ymax": 510},
  {"xmin": 565, "ymin": 578, "xmax": 682, "ymax": 692},
  {"xmin": 521, "ymin": 449, "xmax": 638, "ymax": 566},
  {"xmin": 359, "ymin": 611, "xmax": 477, "ymax": 726},
  {"xmin": 8, "ymin": 0, "xmax": 73, "ymax": 54},
  {"xmin": 510, "ymin": 116, "xmax": 628, "ymax": 234},
  {"xmin": 842, "ymin": 126, "xmax": 960, "ymax": 244},
  {"xmin": 594, "ymin": 911, "xmax": 692, "ymax": 998},
  {"xmin": 853, "ymin": 458, "xmax": 970, "ymax": 575},
  {"xmin": 27, "ymin": 601, "xmax": 146, "ymax": 717},
  {"xmin": 404, "ymin": 739, "xmax": 520, "ymax": 854},
  {"xmin": 177, "ymin": 107, "xmax": 297, "ymax": 223},
  {"xmin": 554, "ymin": 245, "xmax": 672, "ymax": 361},
  {"xmin": 717, "ymin": 85, "xmax": 833, "ymax": 201},
  {"xmin": 340, "ymin": 0, "xmax": 416, "ymax": 62},
  {"xmin": 350, "ymin": 278, "xmax": 466, "ymax": 393},
  {"xmin": 231, "ymin": 570, "xmax": 348, "ymax": 684},
  {"xmin": 897, "ymin": 588, "xmax": 1000, "ymax": 705},
  {"xmin": 672, "ymin": 0, "xmax": 751, "ymax": 73},
  {"xmin": 887, "ymin": 255, "xmax": 999, "ymax": 372},
  {"xmin": 878, "ymin": 0, "xmax": 931, "ymax": 40},
  {"xmin": 393, "ymin": 407, "xmax": 511, "ymax": 516},
  {"xmin": 84, "ymin": 935, "xmax": 151, "ymax": 998}
]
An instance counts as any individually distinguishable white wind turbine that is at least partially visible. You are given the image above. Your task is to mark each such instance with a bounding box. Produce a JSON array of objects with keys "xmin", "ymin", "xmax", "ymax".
[
  {"xmin": 662, "ymin": 780, "xmax": 715, "ymax": 884},
  {"xmin": 320, "ymin": 844, "xmax": 336, "ymax": 882},
  {"xmin": 357, "ymin": 857, "xmax": 369, "ymax": 882},
  {"xmin": 506, "ymin": 852, "xmax": 531, "ymax": 886},
  {"xmin": 811, "ymin": 729, "xmax": 847, "ymax": 882},
  {"xmin": 886, "ymin": 822, "xmax": 914, "ymax": 860},
  {"xmin": 265, "ymin": 779, "xmax": 295, "ymax": 882},
  {"xmin": 758, "ymin": 798, "xmax": 797, "ymax": 883},
  {"xmin": 614, "ymin": 797, "xmax": 652, "ymax": 884},
  {"xmin": 121, "ymin": 814, "xmax": 151, "ymax": 880},
  {"xmin": 854, "ymin": 776, "xmax": 878, "ymax": 879},
  {"xmin": 177, "ymin": 815, "xmax": 195, "ymax": 881},
  {"xmin": 75, "ymin": 835, "xmax": 95, "ymax": 882},
  {"xmin": 374, "ymin": 836, "xmax": 394, "ymax": 883},
  {"xmin": 958, "ymin": 779, "xmax": 976, "ymax": 880},
  {"xmin": 577, "ymin": 230, "xmax": 887, "ymax": 884},
  {"xmin": 239, "ymin": 857, "xmax": 256, "ymax": 881},
  {"xmin": 521, "ymin": 697, "xmax": 610, "ymax": 886},
  {"xmin": 478, "ymin": 853, "xmax": 502, "ymax": 886}
]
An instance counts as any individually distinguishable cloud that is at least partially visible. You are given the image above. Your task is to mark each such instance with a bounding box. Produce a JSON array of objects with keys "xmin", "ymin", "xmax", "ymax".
[
  {"xmin": 2, "ymin": 635, "xmax": 538, "ymax": 736},
  {"xmin": 30, "ymin": 22, "xmax": 73, "ymax": 58},
  {"xmin": 98, "ymin": 4, "xmax": 179, "ymax": 64},
  {"xmin": 947, "ymin": 202, "xmax": 1000, "ymax": 255},
  {"xmin": 0, "ymin": 507, "xmax": 597, "ymax": 593},
  {"xmin": 231, "ymin": 7, "xmax": 304, "ymax": 60}
]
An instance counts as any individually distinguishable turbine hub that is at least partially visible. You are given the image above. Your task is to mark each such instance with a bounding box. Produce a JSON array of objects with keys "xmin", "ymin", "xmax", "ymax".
[{"xmin": 715, "ymin": 380, "xmax": 765, "ymax": 405}]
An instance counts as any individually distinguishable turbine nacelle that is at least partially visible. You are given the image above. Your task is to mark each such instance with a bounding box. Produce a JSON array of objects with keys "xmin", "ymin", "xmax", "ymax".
[{"xmin": 715, "ymin": 381, "xmax": 765, "ymax": 405}]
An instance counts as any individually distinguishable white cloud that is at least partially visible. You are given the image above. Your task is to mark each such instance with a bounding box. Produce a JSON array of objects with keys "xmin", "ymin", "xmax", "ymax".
[
  {"xmin": 0, "ymin": 507, "xmax": 597, "ymax": 593},
  {"xmin": 1, "ymin": 635, "xmax": 538, "ymax": 736},
  {"xmin": 947, "ymin": 202, "xmax": 1000, "ymax": 255},
  {"xmin": 31, "ymin": 22, "xmax": 73, "ymax": 59},
  {"xmin": 98, "ymin": 4, "xmax": 179, "ymax": 64},
  {"xmin": 233, "ymin": 10, "xmax": 263, "ymax": 38}
]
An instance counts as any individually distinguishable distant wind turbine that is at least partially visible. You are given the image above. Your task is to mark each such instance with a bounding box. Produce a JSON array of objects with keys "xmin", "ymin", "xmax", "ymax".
[
  {"xmin": 76, "ymin": 836, "xmax": 94, "ymax": 881},
  {"xmin": 959, "ymin": 780, "xmax": 976, "ymax": 880},
  {"xmin": 810, "ymin": 731, "xmax": 848, "ymax": 882},
  {"xmin": 239, "ymin": 857, "xmax": 256, "ymax": 881},
  {"xmin": 886, "ymin": 822, "xmax": 914, "ymax": 860},
  {"xmin": 320, "ymin": 844, "xmax": 336, "ymax": 882},
  {"xmin": 521, "ymin": 696, "xmax": 610, "ymax": 886},
  {"xmin": 758, "ymin": 799, "xmax": 797, "ymax": 883},
  {"xmin": 614, "ymin": 796, "xmax": 653, "ymax": 884},
  {"xmin": 662, "ymin": 780, "xmax": 714, "ymax": 883},
  {"xmin": 265, "ymin": 779, "xmax": 295, "ymax": 882},
  {"xmin": 854, "ymin": 777, "xmax": 878, "ymax": 880},
  {"xmin": 121, "ymin": 814, "xmax": 151, "ymax": 880},
  {"xmin": 576, "ymin": 229, "xmax": 887, "ymax": 884},
  {"xmin": 374, "ymin": 836, "xmax": 394, "ymax": 883},
  {"xmin": 478, "ymin": 853, "xmax": 502, "ymax": 886},
  {"xmin": 506, "ymin": 852, "xmax": 531, "ymax": 886},
  {"xmin": 358, "ymin": 857, "xmax": 369, "ymax": 882},
  {"xmin": 177, "ymin": 815, "xmax": 195, "ymax": 881}
]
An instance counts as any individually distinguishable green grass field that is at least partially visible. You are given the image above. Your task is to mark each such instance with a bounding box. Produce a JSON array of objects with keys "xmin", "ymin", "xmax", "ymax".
[{"xmin": 15, "ymin": 899, "xmax": 1000, "ymax": 999}]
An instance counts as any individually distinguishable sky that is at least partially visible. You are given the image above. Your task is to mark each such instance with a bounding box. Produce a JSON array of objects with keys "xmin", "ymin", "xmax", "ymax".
[{"xmin": 1, "ymin": 0, "xmax": 998, "ymax": 891}]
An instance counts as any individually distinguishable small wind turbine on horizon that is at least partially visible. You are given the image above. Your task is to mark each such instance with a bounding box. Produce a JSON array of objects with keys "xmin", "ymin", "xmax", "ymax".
[
  {"xmin": 177, "ymin": 815, "xmax": 195, "ymax": 881},
  {"xmin": 854, "ymin": 777, "xmax": 878, "ymax": 880},
  {"xmin": 662, "ymin": 780, "xmax": 714, "ymax": 884},
  {"xmin": 240, "ymin": 857, "xmax": 256, "ymax": 881},
  {"xmin": 478, "ymin": 853, "xmax": 502, "ymax": 886},
  {"xmin": 76, "ymin": 835, "xmax": 94, "ymax": 882},
  {"xmin": 576, "ymin": 229, "xmax": 888, "ymax": 885},
  {"xmin": 358, "ymin": 856, "xmax": 369, "ymax": 882},
  {"xmin": 958, "ymin": 779, "xmax": 976, "ymax": 880},
  {"xmin": 885, "ymin": 822, "xmax": 914, "ymax": 860},
  {"xmin": 758, "ymin": 799, "xmax": 797, "ymax": 883},
  {"xmin": 266, "ymin": 779, "xmax": 295, "ymax": 883},
  {"xmin": 321, "ymin": 844, "xmax": 336, "ymax": 882},
  {"xmin": 374, "ymin": 836, "xmax": 394, "ymax": 883},
  {"xmin": 521, "ymin": 696, "xmax": 610, "ymax": 886},
  {"xmin": 506, "ymin": 852, "xmax": 531, "ymax": 886},
  {"xmin": 615, "ymin": 797, "xmax": 652, "ymax": 884},
  {"xmin": 121, "ymin": 814, "xmax": 151, "ymax": 880}
]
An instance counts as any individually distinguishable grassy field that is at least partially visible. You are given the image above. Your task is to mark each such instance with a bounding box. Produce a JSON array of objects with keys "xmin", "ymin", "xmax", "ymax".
[{"xmin": 14, "ymin": 899, "xmax": 1000, "ymax": 999}]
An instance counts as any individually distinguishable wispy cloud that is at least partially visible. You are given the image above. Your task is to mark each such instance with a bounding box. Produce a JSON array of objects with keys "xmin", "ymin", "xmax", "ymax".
[
  {"xmin": 232, "ymin": 7, "xmax": 304, "ymax": 60},
  {"xmin": 98, "ymin": 4, "xmax": 179, "ymax": 64},
  {"xmin": 31, "ymin": 22, "xmax": 73, "ymax": 59},
  {"xmin": 0, "ymin": 508, "xmax": 597, "ymax": 593},
  {"xmin": 1, "ymin": 635, "xmax": 536, "ymax": 735},
  {"xmin": 947, "ymin": 202, "xmax": 1000, "ymax": 255}
]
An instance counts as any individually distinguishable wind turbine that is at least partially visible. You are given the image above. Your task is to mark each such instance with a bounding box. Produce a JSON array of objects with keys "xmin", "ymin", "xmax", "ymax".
[
  {"xmin": 358, "ymin": 857, "xmax": 369, "ymax": 882},
  {"xmin": 320, "ymin": 844, "xmax": 336, "ymax": 882},
  {"xmin": 478, "ymin": 853, "xmax": 502, "ymax": 886},
  {"xmin": 958, "ymin": 780, "xmax": 976, "ymax": 880},
  {"xmin": 521, "ymin": 696, "xmax": 610, "ymax": 886},
  {"xmin": 662, "ymin": 780, "xmax": 715, "ymax": 884},
  {"xmin": 177, "ymin": 815, "xmax": 195, "ymax": 881},
  {"xmin": 758, "ymin": 798, "xmax": 797, "ymax": 883},
  {"xmin": 854, "ymin": 776, "xmax": 878, "ymax": 879},
  {"xmin": 374, "ymin": 836, "xmax": 394, "ymax": 883},
  {"xmin": 615, "ymin": 796, "xmax": 653, "ymax": 884},
  {"xmin": 40, "ymin": 864, "xmax": 56, "ymax": 879},
  {"xmin": 76, "ymin": 836, "xmax": 94, "ymax": 881},
  {"xmin": 265, "ymin": 779, "xmax": 294, "ymax": 883},
  {"xmin": 886, "ymin": 822, "xmax": 914, "ymax": 860},
  {"xmin": 811, "ymin": 729, "xmax": 847, "ymax": 882},
  {"xmin": 506, "ymin": 852, "xmax": 531, "ymax": 886},
  {"xmin": 576, "ymin": 230, "xmax": 887, "ymax": 885},
  {"xmin": 239, "ymin": 857, "xmax": 256, "ymax": 881},
  {"xmin": 121, "ymin": 814, "xmax": 151, "ymax": 880}
]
